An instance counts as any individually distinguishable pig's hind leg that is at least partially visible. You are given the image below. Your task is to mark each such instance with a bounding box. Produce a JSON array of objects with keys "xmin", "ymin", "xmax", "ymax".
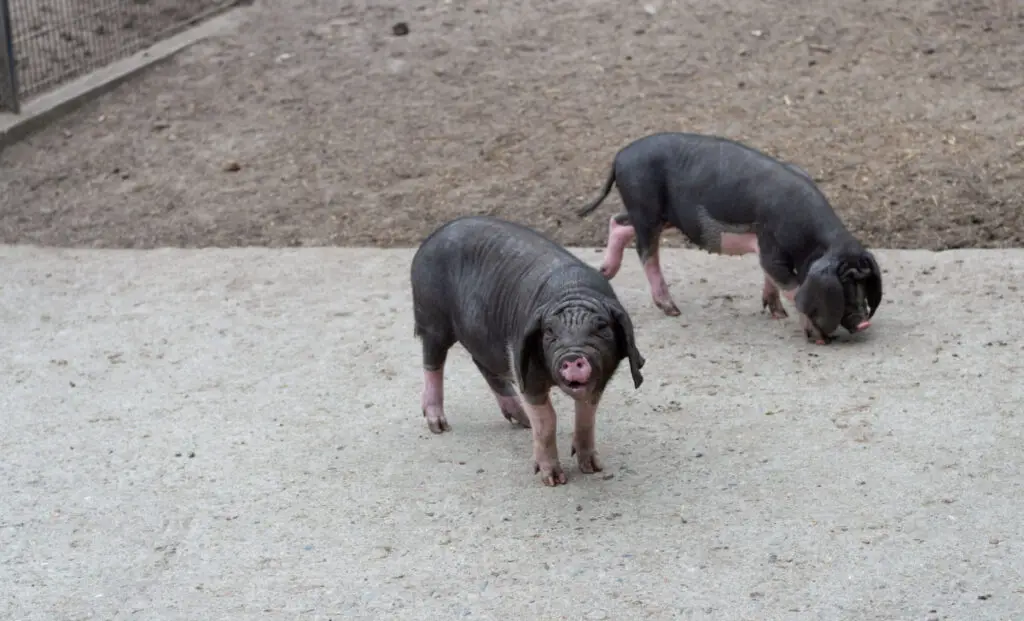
[
  {"xmin": 599, "ymin": 213, "xmax": 635, "ymax": 279},
  {"xmin": 416, "ymin": 328, "xmax": 456, "ymax": 434},
  {"xmin": 632, "ymin": 220, "xmax": 680, "ymax": 316},
  {"xmin": 472, "ymin": 358, "xmax": 531, "ymax": 428},
  {"xmin": 616, "ymin": 175, "xmax": 680, "ymax": 316}
]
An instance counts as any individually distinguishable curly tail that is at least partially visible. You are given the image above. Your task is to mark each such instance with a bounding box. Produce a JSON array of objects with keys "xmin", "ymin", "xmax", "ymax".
[{"xmin": 575, "ymin": 165, "xmax": 617, "ymax": 218}]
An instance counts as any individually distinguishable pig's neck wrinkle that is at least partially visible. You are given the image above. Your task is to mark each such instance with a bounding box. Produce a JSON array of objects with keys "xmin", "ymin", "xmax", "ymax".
[{"xmin": 494, "ymin": 260, "xmax": 608, "ymax": 328}]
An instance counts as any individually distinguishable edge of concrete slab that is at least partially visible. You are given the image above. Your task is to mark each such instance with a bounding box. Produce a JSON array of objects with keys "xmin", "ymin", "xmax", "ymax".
[
  {"xmin": 0, "ymin": 5, "xmax": 247, "ymax": 151},
  {"xmin": 0, "ymin": 244, "xmax": 1020, "ymax": 260}
]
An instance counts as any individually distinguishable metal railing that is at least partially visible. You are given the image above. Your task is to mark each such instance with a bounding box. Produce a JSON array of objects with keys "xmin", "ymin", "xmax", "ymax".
[{"xmin": 0, "ymin": 0, "xmax": 239, "ymax": 113}]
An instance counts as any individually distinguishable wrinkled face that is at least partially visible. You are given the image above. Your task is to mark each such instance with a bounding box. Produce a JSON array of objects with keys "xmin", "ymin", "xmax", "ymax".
[{"xmin": 540, "ymin": 303, "xmax": 619, "ymax": 397}]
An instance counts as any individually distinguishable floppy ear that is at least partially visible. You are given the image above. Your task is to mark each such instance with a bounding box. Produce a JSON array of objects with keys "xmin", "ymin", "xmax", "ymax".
[
  {"xmin": 516, "ymin": 309, "xmax": 546, "ymax": 389},
  {"xmin": 605, "ymin": 301, "xmax": 645, "ymax": 389},
  {"xmin": 796, "ymin": 258, "xmax": 845, "ymax": 336},
  {"xmin": 862, "ymin": 251, "xmax": 883, "ymax": 318}
]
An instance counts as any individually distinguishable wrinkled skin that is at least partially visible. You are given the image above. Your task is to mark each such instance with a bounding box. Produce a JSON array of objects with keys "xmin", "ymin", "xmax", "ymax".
[
  {"xmin": 517, "ymin": 296, "xmax": 642, "ymax": 400},
  {"xmin": 576, "ymin": 131, "xmax": 884, "ymax": 344},
  {"xmin": 412, "ymin": 215, "xmax": 645, "ymax": 487}
]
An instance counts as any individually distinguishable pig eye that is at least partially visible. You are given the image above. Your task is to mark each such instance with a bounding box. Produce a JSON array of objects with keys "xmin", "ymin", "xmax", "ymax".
[
  {"xmin": 593, "ymin": 318, "xmax": 610, "ymax": 331},
  {"xmin": 543, "ymin": 325, "xmax": 556, "ymax": 338}
]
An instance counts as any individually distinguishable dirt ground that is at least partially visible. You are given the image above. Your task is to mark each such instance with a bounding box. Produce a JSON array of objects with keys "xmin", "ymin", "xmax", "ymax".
[
  {"xmin": 1, "ymin": 0, "xmax": 1023, "ymax": 250},
  {"xmin": 7, "ymin": 0, "xmax": 235, "ymax": 100}
]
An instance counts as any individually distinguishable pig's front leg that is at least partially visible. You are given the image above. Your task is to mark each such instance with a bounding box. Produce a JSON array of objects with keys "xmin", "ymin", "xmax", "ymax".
[
  {"xmin": 571, "ymin": 396, "xmax": 603, "ymax": 474},
  {"xmin": 761, "ymin": 274, "xmax": 788, "ymax": 319},
  {"xmin": 759, "ymin": 250, "xmax": 799, "ymax": 311},
  {"xmin": 521, "ymin": 394, "xmax": 566, "ymax": 486}
]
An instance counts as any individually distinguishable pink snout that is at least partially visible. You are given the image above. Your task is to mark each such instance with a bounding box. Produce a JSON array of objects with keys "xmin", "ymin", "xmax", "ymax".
[
  {"xmin": 559, "ymin": 355, "xmax": 592, "ymax": 385},
  {"xmin": 855, "ymin": 320, "xmax": 871, "ymax": 332}
]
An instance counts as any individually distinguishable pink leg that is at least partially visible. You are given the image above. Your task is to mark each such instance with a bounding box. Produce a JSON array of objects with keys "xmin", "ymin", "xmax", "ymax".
[
  {"xmin": 571, "ymin": 398, "xmax": 603, "ymax": 474},
  {"xmin": 521, "ymin": 397, "xmax": 566, "ymax": 486},
  {"xmin": 495, "ymin": 393, "xmax": 530, "ymax": 428},
  {"xmin": 761, "ymin": 274, "xmax": 788, "ymax": 319},
  {"xmin": 421, "ymin": 369, "xmax": 450, "ymax": 434},
  {"xmin": 643, "ymin": 251, "xmax": 681, "ymax": 316},
  {"xmin": 599, "ymin": 215, "xmax": 635, "ymax": 279},
  {"xmin": 782, "ymin": 287, "xmax": 797, "ymax": 303}
]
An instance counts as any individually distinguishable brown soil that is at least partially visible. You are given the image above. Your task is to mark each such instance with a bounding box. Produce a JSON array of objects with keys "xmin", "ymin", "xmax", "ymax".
[{"xmin": 1, "ymin": 0, "xmax": 1022, "ymax": 250}]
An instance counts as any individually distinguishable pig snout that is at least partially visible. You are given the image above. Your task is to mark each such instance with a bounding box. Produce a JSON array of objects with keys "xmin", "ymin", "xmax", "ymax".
[
  {"xmin": 841, "ymin": 310, "xmax": 871, "ymax": 334},
  {"xmin": 558, "ymin": 354, "xmax": 592, "ymax": 385}
]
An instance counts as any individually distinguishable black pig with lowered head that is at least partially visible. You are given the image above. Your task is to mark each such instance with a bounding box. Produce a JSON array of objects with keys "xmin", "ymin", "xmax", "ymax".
[{"xmin": 577, "ymin": 132, "xmax": 883, "ymax": 344}]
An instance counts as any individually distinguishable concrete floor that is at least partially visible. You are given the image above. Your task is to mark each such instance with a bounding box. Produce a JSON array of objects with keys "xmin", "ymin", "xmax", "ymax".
[{"xmin": 2, "ymin": 246, "xmax": 1022, "ymax": 620}]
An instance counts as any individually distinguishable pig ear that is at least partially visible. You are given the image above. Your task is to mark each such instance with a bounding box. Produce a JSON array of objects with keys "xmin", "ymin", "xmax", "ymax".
[
  {"xmin": 516, "ymin": 309, "xmax": 546, "ymax": 389},
  {"xmin": 605, "ymin": 301, "xmax": 645, "ymax": 389},
  {"xmin": 796, "ymin": 259, "xmax": 845, "ymax": 335},
  {"xmin": 862, "ymin": 251, "xmax": 883, "ymax": 318}
]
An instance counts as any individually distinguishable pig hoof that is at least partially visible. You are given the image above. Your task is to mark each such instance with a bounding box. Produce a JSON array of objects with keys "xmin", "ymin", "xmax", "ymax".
[
  {"xmin": 803, "ymin": 330, "xmax": 831, "ymax": 346},
  {"xmin": 534, "ymin": 461, "xmax": 567, "ymax": 486},
  {"xmin": 762, "ymin": 297, "xmax": 788, "ymax": 319},
  {"xmin": 599, "ymin": 263, "xmax": 618, "ymax": 279},
  {"xmin": 422, "ymin": 408, "xmax": 451, "ymax": 434},
  {"xmin": 496, "ymin": 395, "xmax": 531, "ymax": 428},
  {"xmin": 502, "ymin": 409, "xmax": 532, "ymax": 428},
  {"xmin": 654, "ymin": 299, "xmax": 681, "ymax": 316},
  {"xmin": 571, "ymin": 445, "xmax": 604, "ymax": 474}
]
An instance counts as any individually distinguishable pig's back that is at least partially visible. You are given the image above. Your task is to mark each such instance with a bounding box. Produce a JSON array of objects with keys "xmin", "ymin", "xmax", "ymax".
[
  {"xmin": 623, "ymin": 132, "xmax": 834, "ymax": 226},
  {"xmin": 412, "ymin": 215, "xmax": 608, "ymax": 302},
  {"xmin": 411, "ymin": 216, "xmax": 611, "ymax": 358}
]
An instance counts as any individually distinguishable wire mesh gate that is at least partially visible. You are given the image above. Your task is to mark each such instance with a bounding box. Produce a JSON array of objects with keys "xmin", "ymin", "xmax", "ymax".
[{"xmin": 0, "ymin": 0, "xmax": 239, "ymax": 113}]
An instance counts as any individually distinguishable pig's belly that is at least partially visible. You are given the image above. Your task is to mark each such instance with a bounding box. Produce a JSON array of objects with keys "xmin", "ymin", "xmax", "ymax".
[
  {"xmin": 455, "ymin": 324, "xmax": 515, "ymax": 378},
  {"xmin": 694, "ymin": 206, "xmax": 759, "ymax": 256}
]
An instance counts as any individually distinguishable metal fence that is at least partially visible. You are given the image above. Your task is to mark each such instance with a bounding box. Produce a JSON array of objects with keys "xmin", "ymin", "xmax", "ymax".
[{"xmin": 0, "ymin": 0, "xmax": 240, "ymax": 113}]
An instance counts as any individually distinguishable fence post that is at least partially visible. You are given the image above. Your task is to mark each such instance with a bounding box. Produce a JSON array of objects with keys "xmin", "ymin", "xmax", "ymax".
[{"xmin": 0, "ymin": 0, "xmax": 18, "ymax": 114}]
